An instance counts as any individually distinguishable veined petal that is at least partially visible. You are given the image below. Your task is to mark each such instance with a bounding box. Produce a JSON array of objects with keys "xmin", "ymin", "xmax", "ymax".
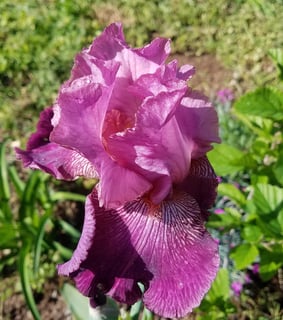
[
  {"xmin": 178, "ymin": 156, "xmax": 218, "ymax": 219},
  {"xmin": 58, "ymin": 191, "xmax": 219, "ymax": 318},
  {"xmin": 16, "ymin": 142, "xmax": 97, "ymax": 180},
  {"xmin": 15, "ymin": 107, "xmax": 97, "ymax": 180}
]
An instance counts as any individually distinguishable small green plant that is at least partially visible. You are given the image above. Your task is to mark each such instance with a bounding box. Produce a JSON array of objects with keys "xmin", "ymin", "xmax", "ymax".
[
  {"xmin": 0, "ymin": 140, "xmax": 85, "ymax": 319},
  {"xmin": 207, "ymin": 70, "xmax": 283, "ymax": 318}
]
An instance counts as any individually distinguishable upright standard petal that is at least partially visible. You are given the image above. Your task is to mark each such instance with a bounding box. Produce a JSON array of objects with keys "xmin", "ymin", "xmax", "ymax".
[
  {"xmin": 177, "ymin": 91, "xmax": 221, "ymax": 158},
  {"xmin": 58, "ymin": 190, "xmax": 219, "ymax": 318}
]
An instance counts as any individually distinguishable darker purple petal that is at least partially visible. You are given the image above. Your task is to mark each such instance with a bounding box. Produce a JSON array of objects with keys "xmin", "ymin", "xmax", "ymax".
[
  {"xmin": 26, "ymin": 107, "xmax": 53, "ymax": 150},
  {"xmin": 178, "ymin": 156, "xmax": 218, "ymax": 219},
  {"xmin": 58, "ymin": 190, "xmax": 219, "ymax": 318}
]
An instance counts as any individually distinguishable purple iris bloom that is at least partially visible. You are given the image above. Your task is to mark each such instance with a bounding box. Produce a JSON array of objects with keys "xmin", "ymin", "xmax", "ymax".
[
  {"xmin": 217, "ymin": 88, "xmax": 234, "ymax": 104},
  {"xmin": 231, "ymin": 281, "xmax": 243, "ymax": 296},
  {"xmin": 17, "ymin": 23, "xmax": 220, "ymax": 318}
]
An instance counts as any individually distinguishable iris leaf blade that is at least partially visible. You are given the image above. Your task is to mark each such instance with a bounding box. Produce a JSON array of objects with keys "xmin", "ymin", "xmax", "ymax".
[{"xmin": 19, "ymin": 243, "xmax": 41, "ymax": 320}]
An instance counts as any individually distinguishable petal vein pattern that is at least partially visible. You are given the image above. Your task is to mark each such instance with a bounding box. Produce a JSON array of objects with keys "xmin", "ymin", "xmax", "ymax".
[
  {"xmin": 58, "ymin": 191, "xmax": 219, "ymax": 318},
  {"xmin": 16, "ymin": 22, "xmax": 221, "ymax": 318}
]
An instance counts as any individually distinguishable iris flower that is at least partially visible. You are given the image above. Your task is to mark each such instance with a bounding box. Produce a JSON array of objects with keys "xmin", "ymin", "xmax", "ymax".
[{"xmin": 17, "ymin": 23, "xmax": 220, "ymax": 318}]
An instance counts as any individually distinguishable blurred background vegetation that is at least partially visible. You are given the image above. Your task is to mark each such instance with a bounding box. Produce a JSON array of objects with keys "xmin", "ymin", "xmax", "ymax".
[
  {"xmin": 1, "ymin": 0, "xmax": 283, "ymax": 141},
  {"xmin": 1, "ymin": 0, "xmax": 283, "ymax": 319}
]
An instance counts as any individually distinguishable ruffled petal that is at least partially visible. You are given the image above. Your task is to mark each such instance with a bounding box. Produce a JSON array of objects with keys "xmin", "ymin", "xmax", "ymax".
[
  {"xmin": 25, "ymin": 107, "xmax": 54, "ymax": 150},
  {"xmin": 177, "ymin": 90, "xmax": 221, "ymax": 157},
  {"xmin": 103, "ymin": 68, "xmax": 193, "ymax": 202},
  {"xmin": 16, "ymin": 142, "xmax": 97, "ymax": 180},
  {"xmin": 50, "ymin": 69, "xmax": 118, "ymax": 164},
  {"xmin": 88, "ymin": 23, "xmax": 163, "ymax": 81},
  {"xmin": 15, "ymin": 107, "xmax": 97, "ymax": 180},
  {"xmin": 177, "ymin": 63, "xmax": 196, "ymax": 80},
  {"xmin": 133, "ymin": 37, "xmax": 171, "ymax": 65},
  {"xmin": 58, "ymin": 191, "xmax": 219, "ymax": 318}
]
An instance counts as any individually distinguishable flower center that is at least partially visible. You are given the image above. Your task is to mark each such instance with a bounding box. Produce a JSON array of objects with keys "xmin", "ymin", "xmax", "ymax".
[{"xmin": 102, "ymin": 109, "xmax": 134, "ymax": 150}]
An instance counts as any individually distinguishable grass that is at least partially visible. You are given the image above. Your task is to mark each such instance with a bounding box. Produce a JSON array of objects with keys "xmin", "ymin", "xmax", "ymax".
[
  {"xmin": 1, "ymin": 1, "xmax": 283, "ymax": 319},
  {"xmin": 1, "ymin": 0, "xmax": 283, "ymax": 141}
]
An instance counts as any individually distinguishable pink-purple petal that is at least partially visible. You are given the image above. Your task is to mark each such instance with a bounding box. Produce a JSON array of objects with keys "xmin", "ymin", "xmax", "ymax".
[
  {"xmin": 58, "ymin": 191, "xmax": 219, "ymax": 318},
  {"xmin": 97, "ymin": 157, "xmax": 152, "ymax": 208},
  {"xmin": 16, "ymin": 142, "xmax": 97, "ymax": 180},
  {"xmin": 177, "ymin": 90, "xmax": 221, "ymax": 157},
  {"xmin": 15, "ymin": 107, "xmax": 97, "ymax": 180},
  {"xmin": 133, "ymin": 37, "xmax": 171, "ymax": 64}
]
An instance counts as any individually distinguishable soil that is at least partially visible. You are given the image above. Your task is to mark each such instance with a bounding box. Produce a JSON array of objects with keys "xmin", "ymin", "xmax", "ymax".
[
  {"xmin": 1, "ymin": 53, "xmax": 232, "ymax": 320},
  {"xmin": 1, "ymin": 277, "xmax": 71, "ymax": 320},
  {"xmin": 172, "ymin": 53, "xmax": 234, "ymax": 98}
]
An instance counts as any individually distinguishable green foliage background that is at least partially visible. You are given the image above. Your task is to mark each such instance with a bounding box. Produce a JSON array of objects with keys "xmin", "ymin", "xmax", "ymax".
[
  {"xmin": 1, "ymin": 0, "xmax": 283, "ymax": 140},
  {"xmin": 1, "ymin": 1, "xmax": 283, "ymax": 319}
]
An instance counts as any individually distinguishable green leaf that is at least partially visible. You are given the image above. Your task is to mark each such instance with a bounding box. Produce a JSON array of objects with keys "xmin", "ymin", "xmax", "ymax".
[
  {"xmin": 230, "ymin": 243, "xmax": 259, "ymax": 270},
  {"xmin": 129, "ymin": 301, "xmax": 142, "ymax": 320},
  {"xmin": 0, "ymin": 140, "xmax": 12, "ymax": 220},
  {"xmin": 206, "ymin": 268, "xmax": 230, "ymax": 302},
  {"xmin": 234, "ymin": 87, "xmax": 283, "ymax": 121},
  {"xmin": 241, "ymin": 225, "xmax": 262, "ymax": 243},
  {"xmin": 252, "ymin": 184, "xmax": 283, "ymax": 215},
  {"xmin": 269, "ymin": 48, "xmax": 283, "ymax": 81},
  {"xmin": 0, "ymin": 222, "xmax": 18, "ymax": 248},
  {"xmin": 257, "ymin": 216, "xmax": 282, "ymax": 238},
  {"xmin": 278, "ymin": 210, "xmax": 283, "ymax": 232},
  {"xmin": 19, "ymin": 170, "xmax": 42, "ymax": 222},
  {"xmin": 273, "ymin": 148, "xmax": 283, "ymax": 186},
  {"xmin": 57, "ymin": 219, "xmax": 80, "ymax": 239},
  {"xmin": 259, "ymin": 244, "xmax": 283, "ymax": 281},
  {"xmin": 53, "ymin": 241, "xmax": 73, "ymax": 260},
  {"xmin": 51, "ymin": 191, "xmax": 86, "ymax": 202},
  {"xmin": 207, "ymin": 208, "xmax": 241, "ymax": 229},
  {"xmin": 62, "ymin": 283, "xmax": 90, "ymax": 320},
  {"xmin": 33, "ymin": 211, "xmax": 52, "ymax": 275},
  {"xmin": 218, "ymin": 183, "xmax": 246, "ymax": 208},
  {"xmin": 207, "ymin": 144, "xmax": 246, "ymax": 176},
  {"xmin": 0, "ymin": 250, "xmax": 17, "ymax": 272},
  {"xmin": 8, "ymin": 165, "xmax": 24, "ymax": 197},
  {"xmin": 0, "ymin": 140, "xmax": 10, "ymax": 200},
  {"xmin": 141, "ymin": 307, "xmax": 153, "ymax": 320}
]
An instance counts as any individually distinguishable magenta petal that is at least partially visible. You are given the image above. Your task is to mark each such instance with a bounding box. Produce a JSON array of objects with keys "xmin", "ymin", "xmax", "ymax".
[
  {"xmin": 97, "ymin": 157, "xmax": 152, "ymax": 208},
  {"xmin": 25, "ymin": 107, "xmax": 54, "ymax": 150},
  {"xmin": 50, "ymin": 80, "xmax": 115, "ymax": 164},
  {"xmin": 134, "ymin": 37, "xmax": 171, "ymax": 64},
  {"xmin": 16, "ymin": 142, "xmax": 97, "ymax": 180},
  {"xmin": 177, "ymin": 64, "xmax": 196, "ymax": 80},
  {"xmin": 179, "ymin": 156, "xmax": 218, "ymax": 217},
  {"xmin": 58, "ymin": 191, "xmax": 219, "ymax": 318},
  {"xmin": 15, "ymin": 107, "xmax": 97, "ymax": 180},
  {"xmin": 178, "ymin": 90, "xmax": 221, "ymax": 157},
  {"xmin": 88, "ymin": 23, "xmax": 126, "ymax": 60}
]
